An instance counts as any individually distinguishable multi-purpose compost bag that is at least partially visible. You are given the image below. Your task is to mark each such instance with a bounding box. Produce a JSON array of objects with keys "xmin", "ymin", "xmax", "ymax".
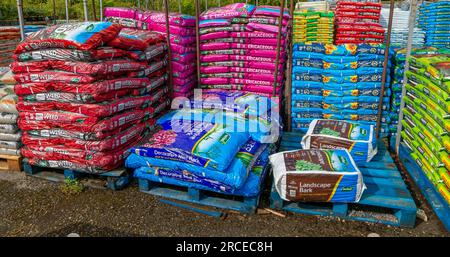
[
  {"xmin": 270, "ymin": 149, "xmax": 365, "ymax": 202},
  {"xmin": 301, "ymin": 119, "xmax": 377, "ymax": 164},
  {"xmin": 130, "ymin": 111, "xmax": 250, "ymax": 172}
]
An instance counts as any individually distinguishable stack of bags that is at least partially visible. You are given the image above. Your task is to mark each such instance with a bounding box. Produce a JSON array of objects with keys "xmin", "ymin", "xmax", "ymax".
[
  {"xmin": 126, "ymin": 91, "xmax": 279, "ymax": 198},
  {"xmin": 198, "ymin": 3, "xmax": 290, "ymax": 97},
  {"xmin": 334, "ymin": 1, "xmax": 385, "ymax": 45},
  {"xmin": 293, "ymin": 4, "xmax": 334, "ymax": 44},
  {"xmin": 291, "ymin": 43, "xmax": 392, "ymax": 137},
  {"xmin": 0, "ymin": 67, "xmax": 21, "ymax": 156},
  {"xmin": 11, "ymin": 22, "xmax": 170, "ymax": 173},
  {"xmin": 104, "ymin": 7, "xmax": 197, "ymax": 98},
  {"xmin": 387, "ymin": 47, "xmax": 440, "ymax": 139},
  {"xmin": 418, "ymin": 1, "xmax": 450, "ymax": 48},
  {"xmin": 380, "ymin": 7, "xmax": 425, "ymax": 47},
  {"xmin": 401, "ymin": 50, "xmax": 450, "ymax": 204},
  {"xmin": 0, "ymin": 27, "xmax": 21, "ymax": 66}
]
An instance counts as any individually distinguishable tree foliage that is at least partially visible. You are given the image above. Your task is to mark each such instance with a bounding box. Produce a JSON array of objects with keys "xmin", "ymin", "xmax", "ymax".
[{"xmin": 0, "ymin": 0, "xmax": 287, "ymax": 21}]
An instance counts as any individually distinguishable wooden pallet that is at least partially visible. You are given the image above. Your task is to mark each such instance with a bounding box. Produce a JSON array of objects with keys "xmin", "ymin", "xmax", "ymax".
[
  {"xmin": 0, "ymin": 154, "xmax": 23, "ymax": 172},
  {"xmin": 398, "ymin": 143, "xmax": 450, "ymax": 232},
  {"xmin": 22, "ymin": 159, "xmax": 131, "ymax": 191},
  {"xmin": 271, "ymin": 132, "xmax": 417, "ymax": 228}
]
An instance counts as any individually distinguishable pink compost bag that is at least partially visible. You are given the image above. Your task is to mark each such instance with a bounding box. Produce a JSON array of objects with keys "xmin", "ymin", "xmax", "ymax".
[
  {"xmin": 104, "ymin": 7, "xmax": 137, "ymax": 19},
  {"xmin": 200, "ymin": 66, "xmax": 230, "ymax": 74},
  {"xmin": 200, "ymin": 31, "xmax": 230, "ymax": 41},
  {"xmin": 200, "ymin": 3, "xmax": 255, "ymax": 20}
]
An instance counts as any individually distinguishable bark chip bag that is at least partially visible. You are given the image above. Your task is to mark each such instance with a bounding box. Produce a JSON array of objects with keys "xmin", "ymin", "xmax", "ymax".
[
  {"xmin": 301, "ymin": 119, "xmax": 377, "ymax": 165},
  {"xmin": 269, "ymin": 149, "xmax": 365, "ymax": 203}
]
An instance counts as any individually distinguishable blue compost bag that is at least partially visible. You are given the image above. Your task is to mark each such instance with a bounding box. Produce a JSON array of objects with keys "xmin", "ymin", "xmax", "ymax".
[
  {"xmin": 133, "ymin": 144, "xmax": 272, "ymax": 196},
  {"xmin": 130, "ymin": 113, "xmax": 250, "ymax": 172},
  {"xmin": 172, "ymin": 90, "xmax": 277, "ymax": 119},
  {"xmin": 128, "ymin": 139, "xmax": 266, "ymax": 190},
  {"xmin": 158, "ymin": 108, "xmax": 280, "ymax": 143}
]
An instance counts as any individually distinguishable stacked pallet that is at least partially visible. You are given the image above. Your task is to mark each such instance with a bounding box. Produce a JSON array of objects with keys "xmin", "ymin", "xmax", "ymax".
[
  {"xmin": 198, "ymin": 3, "xmax": 290, "ymax": 97},
  {"xmin": 291, "ymin": 43, "xmax": 392, "ymax": 137},
  {"xmin": 11, "ymin": 22, "xmax": 169, "ymax": 173},
  {"xmin": 418, "ymin": 1, "xmax": 450, "ymax": 48},
  {"xmin": 0, "ymin": 67, "xmax": 21, "ymax": 156},
  {"xmin": 334, "ymin": 1, "xmax": 384, "ymax": 45},
  {"xmin": 401, "ymin": 50, "xmax": 450, "ymax": 205},
  {"xmin": 104, "ymin": 7, "xmax": 197, "ymax": 98}
]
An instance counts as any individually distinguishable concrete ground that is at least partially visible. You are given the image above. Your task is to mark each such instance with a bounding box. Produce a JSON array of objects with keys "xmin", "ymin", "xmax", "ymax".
[{"xmin": 0, "ymin": 168, "xmax": 448, "ymax": 237}]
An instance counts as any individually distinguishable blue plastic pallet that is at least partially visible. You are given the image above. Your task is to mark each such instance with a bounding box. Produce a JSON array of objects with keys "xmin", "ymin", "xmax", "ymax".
[
  {"xmin": 138, "ymin": 179, "xmax": 262, "ymax": 214},
  {"xmin": 22, "ymin": 159, "xmax": 131, "ymax": 191},
  {"xmin": 398, "ymin": 143, "xmax": 450, "ymax": 232},
  {"xmin": 271, "ymin": 132, "xmax": 417, "ymax": 228},
  {"xmin": 137, "ymin": 164, "xmax": 271, "ymax": 214}
]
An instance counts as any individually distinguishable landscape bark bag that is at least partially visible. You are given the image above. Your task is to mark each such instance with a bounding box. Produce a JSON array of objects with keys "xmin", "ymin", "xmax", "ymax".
[
  {"xmin": 301, "ymin": 119, "xmax": 377, "ymax": 164},
  {"xmin": 269, "ymin": 148, "xmax": 365, "ymax": 203}
]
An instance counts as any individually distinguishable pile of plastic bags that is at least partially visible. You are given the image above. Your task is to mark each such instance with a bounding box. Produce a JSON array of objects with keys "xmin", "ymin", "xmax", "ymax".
[
  {"xmin": 380, "ymin": 7, "xmax": 425, "ymax": 47},
  {"xmin": 0, "ymin": 67, "xmax": 21, "ymax": 156},
  {"xmin": 334, "ymin": 1, "xmax": 384, "ymax": 45},
  {"xmin": 401, "ymin": 49, "xmax": 450, "ymax": 204},
  {"xmin": 104, "ymin": 7, "xmax": 197, "ymax": 98},
  {"xmin": 12, "ymin": 22, "xmax": 170, "ymax": 173},
  {"xmin": 418, "ymin": 1, "xmax": 450, "ymax": 48},
  {"xmin": 293, "ymin": 9, "xmax": 334, "ymax": 44},
  {"xmin": 291, "ymin": 43, "xmax": 392, "ymax": 137},
  {"xmin": 126, "ymin": 90, "xmax": 279, "ymax": 197},
  {"xmin": 198, "ymin": 3, "xmax": 290, "ymax": 97}
]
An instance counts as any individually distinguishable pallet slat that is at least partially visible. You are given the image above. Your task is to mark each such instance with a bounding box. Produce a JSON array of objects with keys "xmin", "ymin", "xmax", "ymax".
[{"xmin": 138, "ymin": 178, "xmax": 261, "ymax": 214}]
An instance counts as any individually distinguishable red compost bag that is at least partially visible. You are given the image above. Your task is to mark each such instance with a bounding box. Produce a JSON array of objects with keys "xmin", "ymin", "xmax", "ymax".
[
  {"xmin": 22, "ymin": 121, "xmax": 152, "ymax": 152},
  {"xmin": 10, "ymin": 61, "xmax": 50, "ymax": 73},
  {"xmin": 14, "ymin": 77, "xmax": 149, "ymax": 95},
  {"xmin": 107, "ymin": 28, "xmax": 165, "ymax": 51},
  {"xmin": 128, "ymin": 59, "xmax": 167, "ymax": 78},
  {"xmin": 13, "ymin": 47, "xmax": 129, "ymax": 62},
  {"xmin": 50, "ymin": 59, "xmax": 149, "ymax": 77},
  {"xmin": 21, "ymin": 140, "xmax": 137, "ymax": 169},
  {"xmin": 127, "ymin": 43, "xmax": 167, "ymax": 61},
  {"xmin": 14, "ymin": 71, "xmax": 98, "ymax": 84},
  {"xmin": 18, "ymin": 107, "xmax": 158, "ymax": 132},
  {"xmin": 17, "ymin": 87, "xmax": 167, "ymax": 117},
  {"xmin": 18, "ymin": 89, "xmax": 133, "ymax": 104},
  {"xmin": 15, "ymin": 22, "xmax": 122, "ymax": 54}
]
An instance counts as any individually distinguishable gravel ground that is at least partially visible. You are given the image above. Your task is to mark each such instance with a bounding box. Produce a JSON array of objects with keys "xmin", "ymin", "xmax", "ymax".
[{"xmin": 0, "ymin": 168, "xmax": 448, "ymax": 237}]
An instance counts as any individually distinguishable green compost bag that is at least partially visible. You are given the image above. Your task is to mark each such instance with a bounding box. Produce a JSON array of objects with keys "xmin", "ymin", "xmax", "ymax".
[
  {"xmin": 406, "ymin": 71, "xmax": 450, "ymax": 101},
  {"xmin": 402, "ymin": 130, "xmax": 442, "ymax": 169},
  {"xmin": 403, "ymin": 94, "xmax": 450, "ymax": 136},
  {"xmin": 406, "ymin": 74, "xmax": 450, "ymax": 112},
  {"xmin": 406, "ymin": 84, "xmax": 450, "ymax": 120},
  {"xmin": 408, "ymin": 55, "xmax": 450, "ymax": 90}
]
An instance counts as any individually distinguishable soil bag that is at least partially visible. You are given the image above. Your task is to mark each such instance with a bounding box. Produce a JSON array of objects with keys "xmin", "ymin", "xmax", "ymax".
[
  {"xmin": 301, "ymin": 119, "xmax": 377, "ymax": 164},
  {"xmin": 270, "ymin": 149, "xmax": 365, "ymax": 202},
  {"xmin": 130, "ymin": 112, "xmax": 250, "ymax": 172},
  {"xmin": 15, "ymin": 22, "xmax": 122, "ymax": 54}
]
